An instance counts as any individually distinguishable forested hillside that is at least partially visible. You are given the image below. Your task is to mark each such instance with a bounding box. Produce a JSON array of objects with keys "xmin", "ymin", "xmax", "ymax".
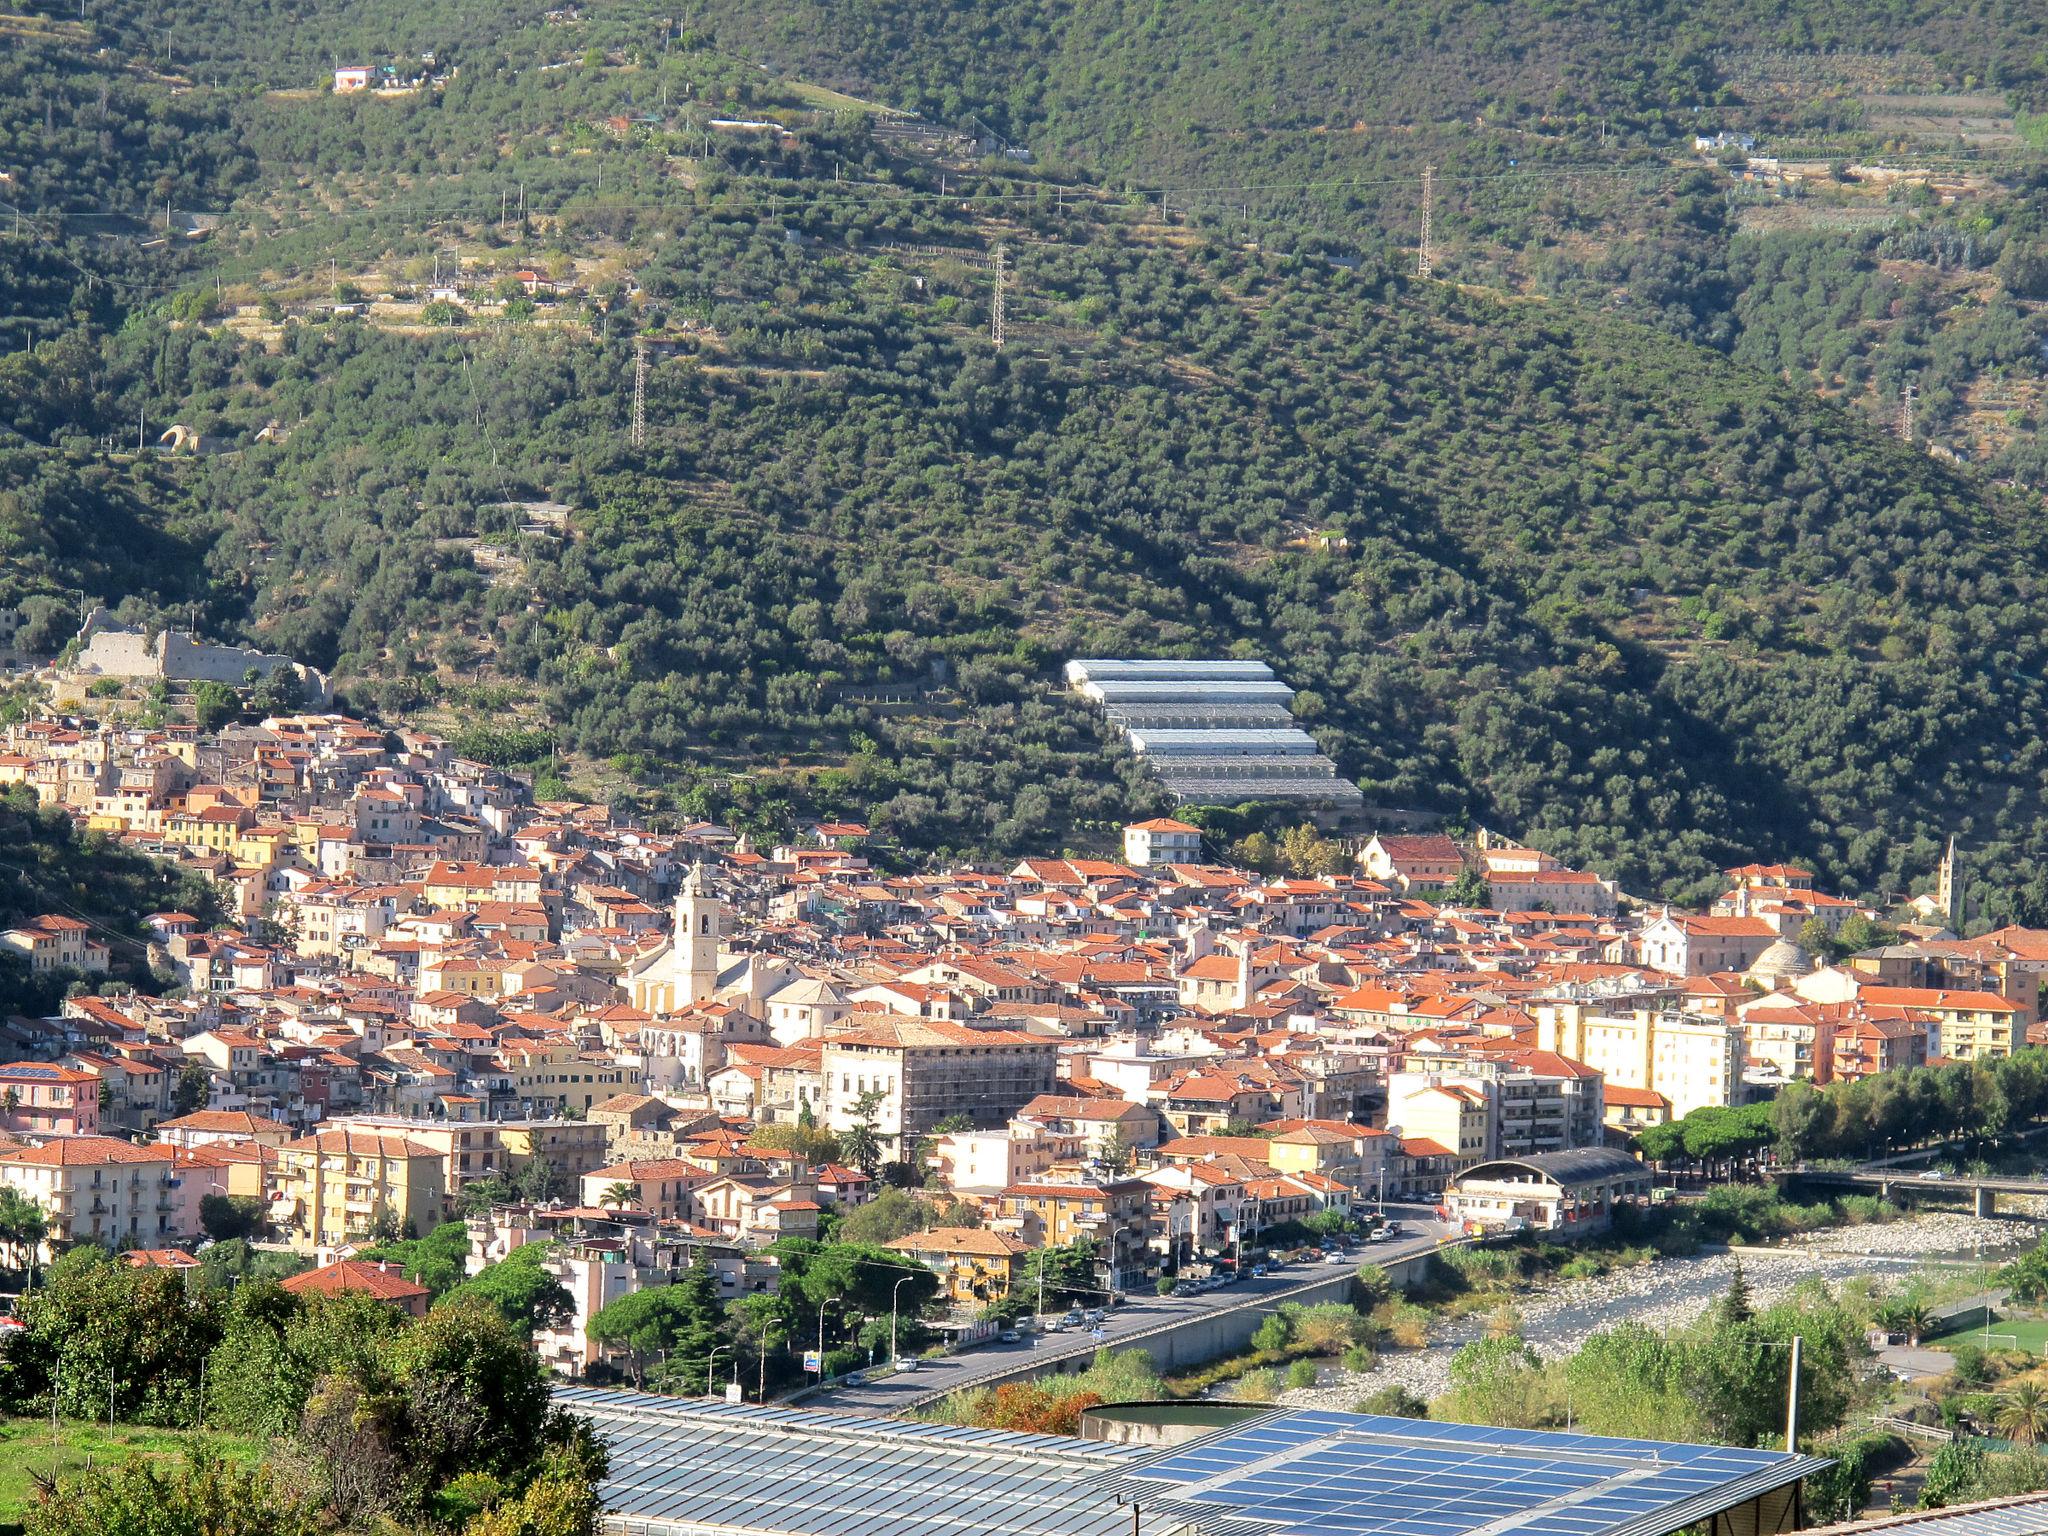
[{"xmin": 6, "ymin": 0, "xmax": 2048, "ymax": 914}]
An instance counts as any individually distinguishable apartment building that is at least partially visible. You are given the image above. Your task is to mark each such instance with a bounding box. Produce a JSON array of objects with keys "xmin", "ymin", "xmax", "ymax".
[
  {"xmin": 1535, "ymin": 1003, "xmax": 1743, "ymax": 1118},
  {"xmin": 885, "ymin": 1226, "xmax": 1031, "ymax": 1307},
  {"xmin": 994, "ymin": 1177, "xmax": 1153, "ymax": 1291},
  {"xmin": 270, "ymin": 1126, "xmax": 447, "ymax": 1252},
  {"xmin": 1388, "ymin": 1050, "xmax": 1603, "ymax": 1161},
  {"xmin": 0, "ymin": 1136, "xmax": 182, "ymax": 1258},
  {"xmin": 820, "ymin": 1017, "xmax": 1058, "ymax": 1154},
  {"xmin": 1123, "ymin": 818, "xmax": 1203, "ymax": 867}
]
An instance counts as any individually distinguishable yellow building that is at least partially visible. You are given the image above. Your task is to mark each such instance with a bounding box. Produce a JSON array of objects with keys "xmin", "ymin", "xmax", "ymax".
[
  {"xmin": 232, "ymin": 824, "xmax": 295, "ymax": 868},
  {"xmin": 498, "ymin": 1118, "xmax": 611, "ymax": 1184},
  {"xmin": 499, "ymin": 1040, "xmax": 631, "ymax": 1115},
  {"xmin": 1535, "ymin": 1003, "xmax": 1743, "ymax": 1120},
  {"xmin": 885, "ymin": 1227, "xmax": 1030, "ymax": 1307},
  {"xmin": 164, "ymin": 805, "xmax": 252, "ymax": 853},
  {"xmin": 270, "ymin": 1127, "xmax": 446, "ymax": 1252}
]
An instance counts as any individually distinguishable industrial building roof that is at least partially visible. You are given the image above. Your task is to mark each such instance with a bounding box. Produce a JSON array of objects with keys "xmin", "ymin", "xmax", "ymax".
[
  {"xmin": 1114, "ymin": 1409, "xmax": 1827, "ymax": 1536},
  {"xmin": 1129, "ymin": 729, "xmax": 1320, "ymax": 756},
  {"xmin": 1083, "ymin": 682, "xmax": 1299, "ymax": 704},
  {"xmin": 1066, "ymin": 660, "xmax": 1278, "ymax": 683},
  {"xmin": 1068, "ymin": 657, "xmax": 1363, "ymax": 809},
  {"xmin": 1800, "ymin": 1492, "xmax": 2048, "ymax": 1536},
  {"xmin": 571, "ymin": 1393, "xmax": 1826, "ymax": 1536},
  {"xmin": 1454, "ymin": 1148, "xmax": 1653, "ymax": 1187}
]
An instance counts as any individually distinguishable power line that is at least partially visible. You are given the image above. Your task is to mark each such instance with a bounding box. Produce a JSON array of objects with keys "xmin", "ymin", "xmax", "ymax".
[
  {"xmin": 631, "ymin": 338, "xmax": 648, "ymax": 449},
  {"xmin": 989, "ymin": 245, "xmax": 1006, "ymax": 350},
  {"xmin": 1417, "ymin": 164, "xmax": 1435, "ymax": 280}
]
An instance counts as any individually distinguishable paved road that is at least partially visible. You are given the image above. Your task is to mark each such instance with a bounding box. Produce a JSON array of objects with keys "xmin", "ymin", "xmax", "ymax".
[{"xmin": 815, "ymin": 1203, "xmax": 1460, "ymax": 1416}]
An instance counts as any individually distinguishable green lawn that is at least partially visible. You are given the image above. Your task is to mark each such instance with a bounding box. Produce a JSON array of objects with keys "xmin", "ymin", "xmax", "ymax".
[
  {"xmin": 1925, "ymin": 1313, "xmax": 2048, "ymax": 1355},
  {"xmin": 0, "ymin": 1418, "xmax": 261, "ymax": 1531}
]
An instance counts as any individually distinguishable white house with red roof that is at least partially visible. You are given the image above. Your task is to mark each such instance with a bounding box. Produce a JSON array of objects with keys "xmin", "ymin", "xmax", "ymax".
[{"xmin": 1123, "ymin": 818, "xmax": 1203, "ymax": 867}]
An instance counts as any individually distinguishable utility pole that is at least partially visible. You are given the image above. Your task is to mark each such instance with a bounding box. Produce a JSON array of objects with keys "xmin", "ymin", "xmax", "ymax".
[
  {"xmin": 1899, "ymin": 382, "xmax": 1917, "ymax": 442},
  {"xmin": 990, "ymin": 245, "xmax": 1006, "ymax": 350},
  {"xmin": 630, "ymin": 339, "xmax": 647, "ymax": 448},
  {"xmin": 1784, "ymin": 1334, "xmax": 1802, "ymax": 1451},
  {"xmin": 1417, "ymin": 163, "xmax": 1436, "ymax": 279}
]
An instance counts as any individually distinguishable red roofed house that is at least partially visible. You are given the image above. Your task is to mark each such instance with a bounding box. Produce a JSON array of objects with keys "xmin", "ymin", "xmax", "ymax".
[
  {"xmin": 1793, "ymin": 970, "xmax": 2027, "ymax": 1060},
  {"xmin": 1123, "ymin": 818, "xmax": 1203, "ymax": 868},
  {"xmin": 282, "ymin": 1258, "xmax": 431, "ymax": 1316},
  {"xmin": 884, "ymin": 1226, "xmax": 1031, "ymax": 1306},
  {"xmin": 0, "ymin": 914, "xmax": 108, "ymax": 975},
  {"xmin": 1358, "ymin": 834, "xmax": 1465, "ymax": 893},
  {"xmin": 1637, "ymin": 912, "xmax": 1780, "ymax": 977},
  {"xmin": 1601, "ymin": 1083, "xmax": 1673, "ymax": 1135}
]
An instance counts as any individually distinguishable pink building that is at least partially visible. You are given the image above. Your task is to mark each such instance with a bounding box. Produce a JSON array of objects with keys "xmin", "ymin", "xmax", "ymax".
[{"xmin": 0, "ymin": 1062, "xmax": 101, "ymax": 1136}]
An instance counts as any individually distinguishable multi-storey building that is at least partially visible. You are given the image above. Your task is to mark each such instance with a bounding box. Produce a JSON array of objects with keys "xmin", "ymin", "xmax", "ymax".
[
  {"xmin": 993, "ymin": 1177, "xmax": 1152, "ymax": 1291},
  {"xmin": 1535, "ymin": 1003, "xmax": 1744, "ymax": 1119},
  {"xmin": 0, "ymin": 1136, "xmax": 181, "ymax": 1257},
  {"xmin": 0, "ymin": 1061, "xmax": 101, "ymax": 1136},
  {"xmin": 820, "ymin": 1017, "xmax": 1057, "ymax": 1155},
  {"xmin": 270, "ymin": 1126, "xmax": 447, "ymax": 1252}
]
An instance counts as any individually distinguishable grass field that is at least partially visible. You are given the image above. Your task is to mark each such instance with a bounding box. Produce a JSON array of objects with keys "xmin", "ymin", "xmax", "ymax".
[
  {"xmin": 0, "ymin": 1419, "xmax": 261, "ymax": 1532},
  {"xmin": 1925, "ymin": 1313, "xmax": 2048, "ymax": 1355}
]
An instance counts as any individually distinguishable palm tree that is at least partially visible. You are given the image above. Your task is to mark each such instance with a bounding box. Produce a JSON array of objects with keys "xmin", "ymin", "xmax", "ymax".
[
  {"xmin": 601, "ymin": 1182, "xmax": 638, "ymax": 1210},
  {"xmin": 0, "ymin": 1187, "xmax": 48, "ymax": 1277},
  {"xmin": 1898, "ymin": 1298, "xmax": 1935, "ymax": 1346},
  {"xmin": 1999, "ymin": 1383, "xmax": 2048, "ymax": 1446}
]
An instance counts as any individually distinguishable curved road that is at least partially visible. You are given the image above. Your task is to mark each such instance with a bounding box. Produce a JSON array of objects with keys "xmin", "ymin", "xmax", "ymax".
[{"xmin": 816, "ymin": 1202, "xmax": 1460, "ymax": 1416}]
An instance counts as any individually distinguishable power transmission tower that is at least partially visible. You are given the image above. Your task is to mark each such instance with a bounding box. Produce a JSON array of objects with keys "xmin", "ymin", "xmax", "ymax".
[
  {"xmin": 1417, "ymin": 164, "xmax": 1436, "ymax": 279},
  {"xmin": 990, "ymin": 246, "xmax": 1007, "ymax": 350},
  {"xmin": 631, "ymin": 340, "xmax": 647, "ymax": 448},
  {"xmin": 1899, "ymin": 382, "xmax": 1916, "ymax": 442}
]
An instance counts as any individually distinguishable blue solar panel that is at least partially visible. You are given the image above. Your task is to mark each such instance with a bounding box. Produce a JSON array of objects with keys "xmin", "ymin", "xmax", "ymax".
[{"xmin": 1115, "ymin": 1409, "xmax": 1817, "ymax": 1536}]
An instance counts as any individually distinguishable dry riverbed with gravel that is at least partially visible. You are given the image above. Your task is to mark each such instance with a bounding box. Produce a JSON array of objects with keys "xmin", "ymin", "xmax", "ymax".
[{"xmin": 1278, "ymin": 1209, "xmax": 2043, "ymax": 1411}]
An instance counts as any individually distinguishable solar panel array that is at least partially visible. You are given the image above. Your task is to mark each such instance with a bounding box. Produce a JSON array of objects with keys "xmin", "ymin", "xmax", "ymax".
[
  {"xmin": 563, "ymin": 1390, "xmax": 1216, "ymax": 1536},
  {"xmin": 1066, "ymin": 658, "xmax": 1364, "ymax": 810},
  {"xmin": 1114, "ymin": 1410, "xmax": 1825, "ymax": 1536},
  {"xmin": 572, "ymin": 1392, "xmax": 1826, "ymax": 1536}
]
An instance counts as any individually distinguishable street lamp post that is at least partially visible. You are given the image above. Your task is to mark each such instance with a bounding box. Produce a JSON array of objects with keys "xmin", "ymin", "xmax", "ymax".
[
  {"xmin": 704, "ymin": 1344, "xmax": 731, "ymax": 1399},
  {"xmin": 815, "ymin": 1299, "xmax": 829, "ymax": 1377},
  {"xmin": 890, "ymin": 1274, "xmax": 916, "ymax": 1364}
]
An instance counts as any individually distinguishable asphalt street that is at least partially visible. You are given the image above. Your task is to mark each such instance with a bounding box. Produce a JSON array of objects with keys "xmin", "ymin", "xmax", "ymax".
[{"xmin": 814, "ymin": 1201, "xmax": 1458, "ymax": 1415}]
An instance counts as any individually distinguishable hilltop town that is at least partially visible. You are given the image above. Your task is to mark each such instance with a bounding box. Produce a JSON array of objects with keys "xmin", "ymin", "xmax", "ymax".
[{"xmin": 0, "ymin": 707, "xmax": 2036, "ymax": 1378}]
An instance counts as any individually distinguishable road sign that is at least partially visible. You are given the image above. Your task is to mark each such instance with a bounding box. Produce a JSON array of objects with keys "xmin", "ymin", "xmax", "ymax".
[{"xmin": 803, "ymin": 1350, "xmax": 822, "ymax": 1373}]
